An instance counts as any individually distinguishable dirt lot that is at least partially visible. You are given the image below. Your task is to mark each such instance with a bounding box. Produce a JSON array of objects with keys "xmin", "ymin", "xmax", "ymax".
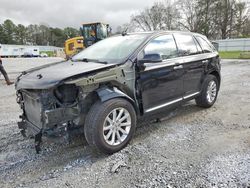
[{"xmin": 0, "ymin": 58, "xmax": 250, "ymax": 188}]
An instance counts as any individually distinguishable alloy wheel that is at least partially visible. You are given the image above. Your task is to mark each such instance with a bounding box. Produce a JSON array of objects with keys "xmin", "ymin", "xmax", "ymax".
[
  {"xmin": 103, "ymin": 107, "xmax": 131, "ymax": 146},
  {"xmin": 206, "ymin": 80, "xmax": 217, "ymax": 103}
]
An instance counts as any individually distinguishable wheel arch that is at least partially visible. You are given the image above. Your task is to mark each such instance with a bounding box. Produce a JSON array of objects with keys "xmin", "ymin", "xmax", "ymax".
[
  {"xmin": 95, "ymin": 86, "xmax": 138, "ymax": 114},
  {"xmin": 208, "ymin": 70, "xmax": 221, "ymax": 89}
]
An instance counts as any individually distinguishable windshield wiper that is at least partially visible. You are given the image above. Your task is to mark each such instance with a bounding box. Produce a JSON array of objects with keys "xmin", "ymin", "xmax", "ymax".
[
  {"xmin": 93, "ymin": 60, "xmax": 108, "ymax": 64},
  {"xmin": 73, "ymin": 58, "xmax": 108, "ymax": 64}
]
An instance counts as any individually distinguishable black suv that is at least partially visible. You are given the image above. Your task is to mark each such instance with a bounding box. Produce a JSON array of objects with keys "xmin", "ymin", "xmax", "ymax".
[{"xmin": 16, "ymin": 31, "xmax": 221, "ymax": 154}]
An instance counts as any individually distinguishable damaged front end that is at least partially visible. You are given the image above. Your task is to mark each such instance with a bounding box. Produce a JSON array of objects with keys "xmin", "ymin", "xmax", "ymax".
[
  {"xmin": 17, "ymin": 84, "xmax": 82, "ymax": 153},
  {"xmin": 14, "ymin": 58, "xmax": 136, "ymax": 153}
]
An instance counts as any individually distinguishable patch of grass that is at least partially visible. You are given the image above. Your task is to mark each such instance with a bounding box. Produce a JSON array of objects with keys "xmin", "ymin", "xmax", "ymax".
[
  {"xmin": 219, "ymin": 51, "xmax": 250, "ymax": 59},
  {"xmin": 40, "ymin": 51, "xmax": 55, "ymax": 57}
]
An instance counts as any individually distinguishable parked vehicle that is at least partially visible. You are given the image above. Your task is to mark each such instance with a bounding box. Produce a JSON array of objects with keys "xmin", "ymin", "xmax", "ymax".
[
  {"xmin": 22, "ymin": 52, "xmax": 33, "ymax": 57},
  {"xmin": 64, "ymin": 36, "xmax": 84, "ymax": 59},
  {"xmin": 40, "ymin": 53, "xmax": 48, "ymax": 58},
  {"xmin": 22, "ymin": 48, "xmax": 40, "ymax": 57},
  {"xmin": 15, "ymin": 31, "xmax": 221, "ymax": 154}
]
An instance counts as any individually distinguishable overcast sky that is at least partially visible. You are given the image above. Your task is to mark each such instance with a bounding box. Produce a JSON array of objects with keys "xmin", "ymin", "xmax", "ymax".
[{"xmin": 0, "ymin": 0, "xmax": 155, "ymax": 30}]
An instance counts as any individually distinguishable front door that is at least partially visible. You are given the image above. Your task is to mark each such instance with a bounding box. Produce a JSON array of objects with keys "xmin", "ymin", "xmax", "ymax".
[{"xmin": 136, "ymin": 34, "xmax": 185, "ymax": 113}]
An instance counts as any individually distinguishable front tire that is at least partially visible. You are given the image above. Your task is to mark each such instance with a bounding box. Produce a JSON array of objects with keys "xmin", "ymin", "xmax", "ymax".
[
  {"xmin": 84, "ymin": 98, "xmax": 136, "ymax": 154},
  {"xmin": 195, "ymin": 75, "xmax": 219, "ymax": 108}
]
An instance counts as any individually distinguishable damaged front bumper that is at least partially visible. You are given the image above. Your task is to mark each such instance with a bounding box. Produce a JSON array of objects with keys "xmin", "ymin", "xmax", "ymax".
[
  {"xmin": 17, "ymin": 88, "xmax": 81, "ymax": 153},
  {"xmin": 18, "ymin": 107, "xmax": 79, "ymax": 136},
  {"xmin": 17, "ymin": 88, "xmax": 80, "ymax": 142}
]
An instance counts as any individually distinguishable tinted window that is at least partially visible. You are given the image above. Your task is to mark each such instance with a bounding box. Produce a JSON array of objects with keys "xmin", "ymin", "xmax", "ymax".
[
  {"xmin": 143, "ymin": 35, "xmax": 178, "ymax": 60},
  {"xmin": 196, "ymin": 36, "xmax": 214, "ymax": 53},
  {"xmin": 173, "ymin": 34, "xmax": 199, "ymax": 56}
]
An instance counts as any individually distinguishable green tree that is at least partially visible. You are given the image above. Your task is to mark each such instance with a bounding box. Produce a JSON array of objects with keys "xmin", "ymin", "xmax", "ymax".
[
  {"xmin": 64, "ymin": 27, "xmax": 80, "ymax": 39},
  {"xmin": 49, "ymin": 27, "xmax": 66, "ymax": 47},
  {"xmin": 0, "ymin": 24, "xmax": 8, "ymax": 44},
  {"xmin": 2, "ymin": 19, "xmax": 16, "ymax": 44},
  {"xmin": 15, "ymin": 24, "xmax": 27, "ymax": 44},
  {"xmin": 0, "ymin": 19, "xmax": 81, "ymax": 46}
]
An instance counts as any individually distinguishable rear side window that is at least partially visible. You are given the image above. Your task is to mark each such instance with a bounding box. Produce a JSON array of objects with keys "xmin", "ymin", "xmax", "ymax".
[
  {"xmin": 173, "ymin": 34, "xmax": 199, "ymax": 56},
  {"xmin": 195, "ymin": 36, "xmax": 214, "ymax": 53},
  {"xmin": 144, "ymin": 35, "xmax": 178, "ymax": 60}
]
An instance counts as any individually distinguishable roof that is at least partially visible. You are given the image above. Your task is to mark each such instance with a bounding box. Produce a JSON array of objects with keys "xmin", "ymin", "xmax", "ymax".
[
  {"xmin": 125, "ymin": 30, "xmax": 203, "ymax": 36},
  {"xmin": 81, "ymin": 22, "xmax": 109, "ymax": 26},
  {"xmin": 123, "ymin": 30, "xmax": 207, "ymax": 40}
]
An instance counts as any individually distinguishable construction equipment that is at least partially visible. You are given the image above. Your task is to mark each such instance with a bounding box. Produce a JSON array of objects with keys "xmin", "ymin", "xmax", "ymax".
[
  {"xmin": 64, "ymin": 36, "xmax": 84, "ymax": 59},
  {"xmin": 64, "ymin": 22, "xmax": 110, "ymax": 59}
]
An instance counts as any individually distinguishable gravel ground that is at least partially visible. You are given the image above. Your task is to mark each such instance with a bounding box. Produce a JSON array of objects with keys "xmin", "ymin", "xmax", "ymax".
[{"xmin": 0, "ymin": 58, "xmax": 250, "ymax": 188}]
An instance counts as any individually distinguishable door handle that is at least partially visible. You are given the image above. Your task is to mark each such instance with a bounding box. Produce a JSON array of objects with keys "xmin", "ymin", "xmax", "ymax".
[
  {"xmin": 202, "ymin": 59, "xmax": 209, "ymax": 64},
  {"xmin": 173, "ymin": 65, "xmax": 183, "ymax": 70}
]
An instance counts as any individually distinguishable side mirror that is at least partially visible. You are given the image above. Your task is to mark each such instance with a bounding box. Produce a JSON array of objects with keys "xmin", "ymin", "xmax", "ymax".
[{"xmin": 138, "ymin": 53, "xmax": 162, "ymax": 64}]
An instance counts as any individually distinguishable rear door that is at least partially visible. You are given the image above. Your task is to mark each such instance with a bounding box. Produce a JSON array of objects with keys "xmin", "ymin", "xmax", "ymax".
[
  {"xmin": 137, "ymin": 34, "xmax": 185, "ymax": 113},
  {"xmin": 173, "ymin": 33, "xmax": 205, "ymax": 98}
]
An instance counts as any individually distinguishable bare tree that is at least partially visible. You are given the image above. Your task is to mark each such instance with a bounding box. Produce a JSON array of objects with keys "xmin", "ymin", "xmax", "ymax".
[
  {"xmin": 178, "ymin": 0, "xmax": 249, "ymax": 39},
  {"xmin": 177, "ymin": 0, "xmax": 218, "ymax": 38},
  {"xmin": 206, "ymin": 0, "xmax": 249, "ymax": 39},
  {"xmin": 130, "ymin": 1, "xmax": 180, "ymax": 31},
  {"xmin": 117, "ymin": 0, "xmax": 250, "ymax": 39},
  {"xmin": 234, "ymin": 1, "xmax": 250, "ymax": 37}
]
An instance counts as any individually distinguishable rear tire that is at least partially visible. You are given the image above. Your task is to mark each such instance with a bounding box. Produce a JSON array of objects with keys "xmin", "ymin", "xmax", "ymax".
[
  {"xmin": 195, "ymin": 75, "xmax": 219, "ymax": 108},
  {"xmin": 84, "ymin": 98, "xmax": 136, "ymax": 154}
]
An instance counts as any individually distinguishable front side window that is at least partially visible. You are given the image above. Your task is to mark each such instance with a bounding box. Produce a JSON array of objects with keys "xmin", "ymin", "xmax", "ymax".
[
  {"xmin": 173, "ymin": 34, "xmax": 199, "ymax": 56},
  {"xmin": 142, "ymin": 35, "xmax": 178, "ymax": 60}
]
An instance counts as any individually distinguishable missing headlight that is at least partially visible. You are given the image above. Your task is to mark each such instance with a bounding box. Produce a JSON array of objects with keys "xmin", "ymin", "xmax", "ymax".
[{"xmin": 54, "ymin": 84, "xmax": 79, "ymax": 106}]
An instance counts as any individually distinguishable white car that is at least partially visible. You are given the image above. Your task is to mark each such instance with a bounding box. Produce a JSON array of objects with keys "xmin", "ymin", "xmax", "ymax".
[{"xmin": 40, "ymin": 53, "xmax": 48, "ymax": 57}]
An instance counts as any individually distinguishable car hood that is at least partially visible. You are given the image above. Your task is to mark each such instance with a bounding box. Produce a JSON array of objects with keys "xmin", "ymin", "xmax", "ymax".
[{"xmin": 16, "ymin": 60, "xmax": 116, "ymax": 90}]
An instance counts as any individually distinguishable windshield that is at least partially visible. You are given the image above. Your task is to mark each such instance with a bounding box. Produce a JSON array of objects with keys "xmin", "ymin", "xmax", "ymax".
[{"xmin": 72, "ymin": 34, "xmax": 148, "ymax": 64}]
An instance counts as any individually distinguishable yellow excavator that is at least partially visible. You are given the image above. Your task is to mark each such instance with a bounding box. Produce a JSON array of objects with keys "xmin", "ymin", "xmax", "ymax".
[{"xmin": 64, "ymin": 22, "xmax": 110, "ymax": 59}]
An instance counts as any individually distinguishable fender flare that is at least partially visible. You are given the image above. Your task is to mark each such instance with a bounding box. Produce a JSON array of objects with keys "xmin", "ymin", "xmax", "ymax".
[
  {"xmin": 96, "ymin": 86, "xmax": 135, "ymax": 106},
  {"xmin": 206, "ymin": 69, "xmax": 221, "ymax": 88}
]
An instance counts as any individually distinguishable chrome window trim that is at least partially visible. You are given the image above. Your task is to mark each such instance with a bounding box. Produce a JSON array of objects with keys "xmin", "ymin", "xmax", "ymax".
[{"xmin": 144, "ymin": 52, "xmax": 218, "ymax": 71}]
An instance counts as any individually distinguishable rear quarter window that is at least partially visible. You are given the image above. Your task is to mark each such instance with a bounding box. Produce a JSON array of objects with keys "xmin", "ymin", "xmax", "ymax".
[{"xmin": 195, "ymin": 36, "xmax": 215, "ymax": 53}]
